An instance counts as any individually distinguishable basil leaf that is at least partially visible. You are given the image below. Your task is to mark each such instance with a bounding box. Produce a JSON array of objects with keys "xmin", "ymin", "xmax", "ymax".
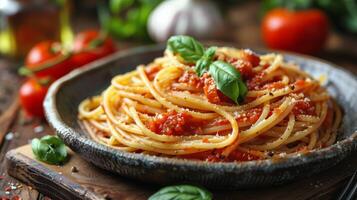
[
  {"xmin": 31, "ymin": 135, "xmax": 67, "ymax": 165},
  {"xmin": 31, "ymin": 138, "xmax": 41, "ymax": 158},
  {"xmin": 209, "ymin": 61, "xmax": 244, "ymax": 104},
  {"xmin": 149, "ymin": 185, "xmax": 212, "ymax": 200},
  {"xmin": 166, "ymin": 35, "xmax": 248, "ymax": 103},
  {"xmin": 167, "ymin": 35, "xmax": 205, "ymax": 63},
  {"xmin": 195, "ymin": 47, "xmax": 217, "ymax": 77},
  {"xmin": 238, "ymin": 81, "xmax": 248, "ymax": 103}
]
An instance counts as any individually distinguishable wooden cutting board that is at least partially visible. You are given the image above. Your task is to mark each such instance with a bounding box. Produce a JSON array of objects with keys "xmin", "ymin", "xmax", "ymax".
[{"xmin": 5, "ymin": 145, "xmax": 357, "ymax": 200}]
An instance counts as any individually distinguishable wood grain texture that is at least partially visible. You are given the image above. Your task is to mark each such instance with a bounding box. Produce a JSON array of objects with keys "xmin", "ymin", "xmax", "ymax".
[
  {"xmin": 6, "ymin": 145, "xmax": 357, "ymax": 200},
  {"xmin": 0, "ymin": 59, "xmax": 20, "ymax": 144},
  {"xmin": 0, "ymin": 97, "xmax": 19, "ymax": 145},
  {"xmin": 0, "ymin": 59, "xmax": 41, "ymax": 199},
  {"xmin": 7, "ymin": 151, "xmax": 102, "ymax": 200},
  {"xmin": 0, "ymin": 111, "xmax": 51, "ymax": 199}
]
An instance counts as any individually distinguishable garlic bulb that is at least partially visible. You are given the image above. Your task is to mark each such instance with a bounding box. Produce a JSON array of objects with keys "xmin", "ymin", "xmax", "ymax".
[{"xmin": 148, "ymin": 0, "xmax": 224, "ymax": 42}]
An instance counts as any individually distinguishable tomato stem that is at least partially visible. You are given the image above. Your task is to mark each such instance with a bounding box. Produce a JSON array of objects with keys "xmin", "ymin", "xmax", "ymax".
[
  {"xmin": 18, "ymin": 51, "xmax": 72, "ymax": 77},
  {"xmin": 49, "ymin": 43, "xmax": 62, "ymax": 55},
  {"xmin": 19, "ymin": 32, "xmax": 109, "ymax": 78},
  {"xmin": 84, "ymin": 32, "xmax": 108, "ymax": 52},
  {"xmin": 36, "ymin": 77, "xmax": 52, "ymax": 86}
]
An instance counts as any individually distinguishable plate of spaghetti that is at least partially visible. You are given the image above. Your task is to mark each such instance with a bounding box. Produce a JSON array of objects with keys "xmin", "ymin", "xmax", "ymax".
[{"xmin": 44, "ymin": 36, "xmax": 357, "ymax": 189}]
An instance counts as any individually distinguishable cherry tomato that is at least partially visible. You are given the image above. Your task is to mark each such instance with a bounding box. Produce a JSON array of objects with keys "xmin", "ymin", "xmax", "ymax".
[
  {"xmin": 19, "ymin": 79, "xmax": 49, "ymax": 118},
  {"xmin": 262, "ymin": 8, "xmax": 329, "ymax": 54},
  {"xmin": 25, "ymin": 41, "xmax": 73, "ymax": 80},
  {"xmin": 72, "ymin": 30, "xmax": 116, "ymax": 69}
]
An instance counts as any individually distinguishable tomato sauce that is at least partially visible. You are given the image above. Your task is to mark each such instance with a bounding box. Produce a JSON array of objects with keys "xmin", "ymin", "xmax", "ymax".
[
  {"xmin": 227, "ymin": 150, "xmax": 260, "ymax": 161},
  {"xmin": 148, "ymin": 110, "xmax": 203, "ymax": 136},
  {"xmin": 202, "ymin": 74, "xmax": 234, "ymax": 104},
  {"xmin": 176, "ymin": 50, "xmax": 262, "ymax": 105},
  {"xmin": 177, "ymin": 70, "xmax": 233, "ymax": 104},
  {"xmin": 145, "ymin": 65, "xmax": 162, "ymax": 80},
  {"xmin": 292, "ymin": 99, "xmax": 315, "ymax": 115},
  {"xmin": 177, "ymin": 71, "xmax": 233, "ymax": 105},
  {"xmin": 230, "ymin": 59, "xmax": 254, "ymax": 79},
  {"xmin": 246, "ymin": 72, "xmax": 265, "ymax": 90},
  {"xmin": 294, "ymin": 79, "xmax": 308, "ymax": 89},
  {"xmin": 212, "ymin": 108, "xmax": 263, "ymax": 126},
  {"xmin": 263, "ymin": 81, "xmax": 285, "ymax": 90},
  {"xmin": 177, "ymin": 70, "xmax": 204, "ymax": 89},
  {"xmin": 235, "ymin": 108, "xmax": 263, "ymax": 124},
  {"xmin": 240, "ymin": 49, "xmax": 261, "ymax": 67},
  {"xmin": 228, "ymin": 50, "xmax": 260, "ymax": 79}
]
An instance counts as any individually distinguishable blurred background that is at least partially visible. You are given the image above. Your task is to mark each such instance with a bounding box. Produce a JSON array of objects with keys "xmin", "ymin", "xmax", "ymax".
[
  {"xmin": 0, "ymin": 0, "xmax": 357, "ymax": 118},
  {"xmin": 0, "ymin": 0, "xmax": 356, "ymax": 57}
]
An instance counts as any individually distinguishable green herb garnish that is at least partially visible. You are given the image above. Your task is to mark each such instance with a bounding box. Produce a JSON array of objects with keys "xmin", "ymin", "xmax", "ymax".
[
  {"xmin": 195, "ymin": 46, "xmax": 217, "ymax": 77},
  {"xmin": 167, "ymin": 35, "xmax": 248, "ymax": 103},
  {"xmin": 32, "ymin": 135, "xmax": 67, "ymax": 165},
  {"xmin": 167, "ymin": 35, "xmax": 205, "ymax": 63},
  {"xmin": 149, "ymin": 185, "xmax": 212, "ymax": 200},
  {"xmin": 209, "ymin": 61, "xmax": 245, "ymax": 104}
]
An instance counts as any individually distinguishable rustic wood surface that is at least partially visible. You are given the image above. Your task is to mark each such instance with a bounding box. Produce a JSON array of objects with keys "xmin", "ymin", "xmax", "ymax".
[
  {"xmin": 5, "ymin": 145, "xmax": 357, "ymax": 200},
  {"xmin": 0, "ymin": 2, "xmax": 357, "ymax": 200}
]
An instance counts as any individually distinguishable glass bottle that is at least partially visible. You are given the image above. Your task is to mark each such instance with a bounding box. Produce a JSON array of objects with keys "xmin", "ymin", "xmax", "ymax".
[{"xmin": 0, "ymin": 0, "xmax": 73, "ymax": 58}]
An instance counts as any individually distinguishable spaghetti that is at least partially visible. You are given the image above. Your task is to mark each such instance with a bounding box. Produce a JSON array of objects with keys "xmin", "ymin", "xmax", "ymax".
[{"xmin": 78, "ymin": 46, "xmax": 341, "ymax": 162}]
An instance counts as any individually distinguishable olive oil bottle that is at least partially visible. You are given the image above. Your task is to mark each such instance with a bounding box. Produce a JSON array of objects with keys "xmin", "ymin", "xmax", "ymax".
[{"xmin": 0, "ymin": 0, "xmax": 73, "ymax": 57}]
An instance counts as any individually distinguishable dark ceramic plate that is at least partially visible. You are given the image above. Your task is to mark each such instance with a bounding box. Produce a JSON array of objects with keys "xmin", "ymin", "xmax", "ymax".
[{"xmin": 44, "ymin": 45, "xmax": 357, "ymax": 189}]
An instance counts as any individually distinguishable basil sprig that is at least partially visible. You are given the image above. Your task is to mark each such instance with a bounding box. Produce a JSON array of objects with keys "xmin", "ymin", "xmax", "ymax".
[
  {"xmin": 209, "ymin": 61, "xmax": 247, "ymax": 104},
  {"xmin": 32, "ymin": 135, "xmax": 67, "ymax": 165},
  {"xmin": 149, "ymin": 185, "xmax": 212, "ymax": 200},
  {"xmin": 167, "ymin": 35, "xmax": 205, "ymax": 63},
  {"xmin": 195, "ymin": 47, "xmax": 217, "ymax": 77},
  {"xmin": 167, "ymin": 35, "xmax": 248, "ymax": 103}
]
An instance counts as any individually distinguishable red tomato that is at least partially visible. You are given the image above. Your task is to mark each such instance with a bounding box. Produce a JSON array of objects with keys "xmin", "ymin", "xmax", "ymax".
[
  {"xmin": 19, "ymin": 79, "xmax": 49, "ymax": 118},
  {"xmin": 262, "ymin": 8, "xmax": 329, "ymax": 54},
  {"xmin": 71, "ymin": 30, "xmax": 116, "ymax": 69},
  {"xmin": 25, "ymin": 41, "xmax": 73, "ymax": 80}
]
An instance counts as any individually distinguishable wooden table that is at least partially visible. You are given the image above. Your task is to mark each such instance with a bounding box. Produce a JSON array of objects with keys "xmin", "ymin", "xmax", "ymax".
[{"xmin": 0, "ymin": 2, "xmax": 356, "ymax": 200}]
